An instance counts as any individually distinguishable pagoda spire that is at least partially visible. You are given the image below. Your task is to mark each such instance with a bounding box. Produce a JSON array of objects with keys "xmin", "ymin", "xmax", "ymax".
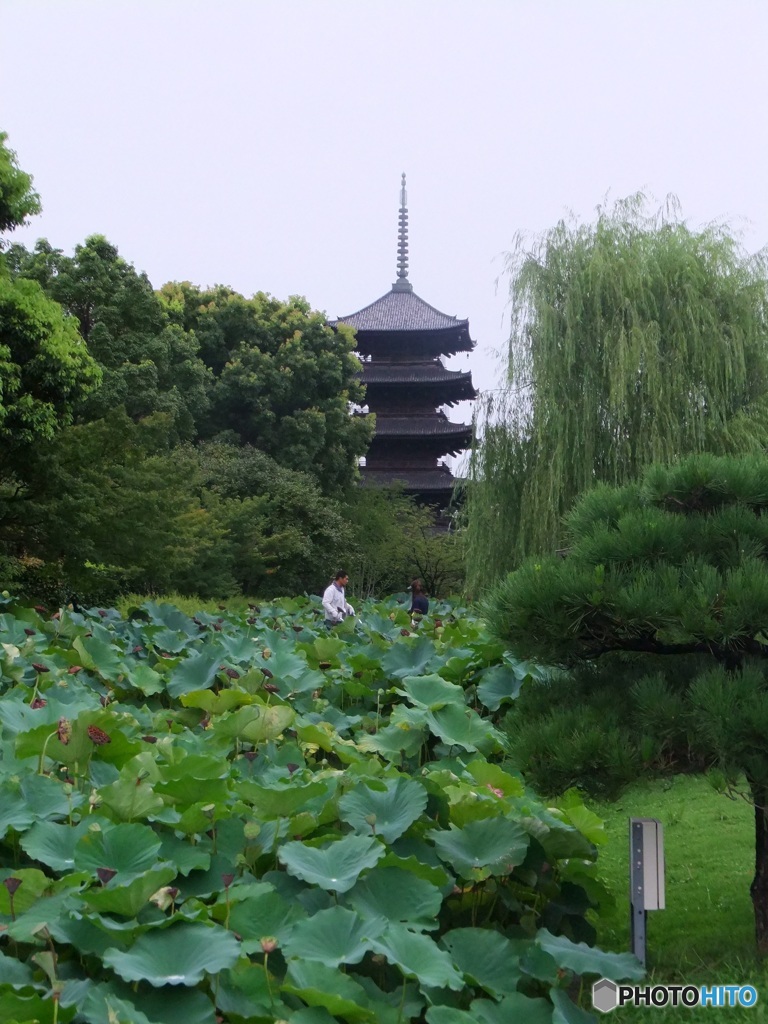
[{"xmin": 393, "ymin": 172, "xmax": 413, "ymax": 293}]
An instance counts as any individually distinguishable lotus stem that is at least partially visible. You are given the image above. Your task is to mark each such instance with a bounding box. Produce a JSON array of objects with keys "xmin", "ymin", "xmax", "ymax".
[
  {"xmin": 264, "ymin": 953, "xmax": 274, "ymax": 1009},
  {"xmin": 38, "ymin": 730, "xmax": 58, "ymax": 775}
]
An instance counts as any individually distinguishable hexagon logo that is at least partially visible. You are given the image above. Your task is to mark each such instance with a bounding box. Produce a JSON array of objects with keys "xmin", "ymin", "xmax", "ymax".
[{"xmin": 593, "ymin": 978, "xmax": 619, "ymax": 1013}]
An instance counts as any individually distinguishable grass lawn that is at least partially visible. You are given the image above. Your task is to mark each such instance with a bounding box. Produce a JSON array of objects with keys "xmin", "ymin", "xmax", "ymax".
[{"xmin": 590, "ymin": 774, "xmax": 767, "ymax": 1019}]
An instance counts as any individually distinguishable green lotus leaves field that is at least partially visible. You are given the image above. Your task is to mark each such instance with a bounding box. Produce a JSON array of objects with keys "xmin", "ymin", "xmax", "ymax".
[{"xmin": 0, "ymin": 593, "xmax": 643, "ymax": 1023}]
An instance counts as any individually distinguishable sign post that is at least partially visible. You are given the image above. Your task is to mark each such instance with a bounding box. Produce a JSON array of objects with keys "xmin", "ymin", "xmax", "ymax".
[{"xmin": 629, "ymin": 817, "xmax": 665, "ymax": 966}]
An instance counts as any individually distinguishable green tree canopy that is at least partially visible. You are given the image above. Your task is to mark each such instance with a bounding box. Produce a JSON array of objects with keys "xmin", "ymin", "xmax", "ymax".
[
  {"xmin": 189, "ymin": 440, "xmax": 354, "ymax": 597},
  {"xmin": 160, "ymin": 283, "xmax": 373, "ymax": 494},
  {"xmin": 17, "ymin": 410, "xmax": 225, "ymax": 596},
  {"xmin": 486, "ymin": 453, "xmax": 768, "ymax": 952},
  {"xmin": 0, "ymin": 135, "xmax": 101, "ymax": 479},
  {"xmin": 0, "ymin": 276, "xmax": 101, "ymax": 457},
  {"xmin": 346, "ymin": 487, "xmax": 465, "ymax": 599},
  {"xmin": 9, "ymin": 236, "xmax": 212, "ymax": 438},
  {"xmin": 0, "ymin": 130, "xmax": 40, "ymax": 234},
  {"xmin": 467, "ymin": 195, "xmax": 768, "ymax": 589}
]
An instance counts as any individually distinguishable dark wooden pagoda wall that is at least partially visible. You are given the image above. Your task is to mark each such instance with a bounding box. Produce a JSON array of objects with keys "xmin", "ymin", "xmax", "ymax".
[{"xmin": 353, "ymin": 327, "xmax": 474, "ymax": 497}]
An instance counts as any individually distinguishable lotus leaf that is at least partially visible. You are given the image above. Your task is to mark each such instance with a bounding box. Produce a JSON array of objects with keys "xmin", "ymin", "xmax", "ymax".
[
  {"xmin": 428, "ymin": 818, "xmax": 529, "ymax": 878},
  {"xmin": 283, "ymin": 960, "xmax": 375, "ymax": 1021},
  {"xmin": 79, "ymin": 986, "xmax": 155, "ymax": 1024},
  {"xmin": 396, "ymin": 674, "xmax": 466, "ymax": 709},
  {"xmin": 465, "ymin": 759, "xmax": 525, "ymax": 798},
  {"xmin": 167, "ymin": 650, "xmax": 222, "ymax": 698},
  {"xmin": 180, "ymin": 689, "xmax": 254, "ymax": 714},
  {"xmin": 425, "ymin": 704, "xmax": 504, "ymax": 755},
  {"xmin": 370, "ymin": 923, "xmax": 464, "ymax": 991},
  {"xmin": 307, "ymin": 630, "xmax": 346, "ymax": 663},
  {"xmin": 72, "ymin": 635, "xmax": 124, "ymax": 680},
  {"xmin": 74, "ymin": 822, "xmax": 161, "ymax": 880},
  {"xmin": 213, "ymin": 704, "xmax": 294, "ymax": 744},
  {"xmin": 425, "ymin": 1009, "xmax": 483, "ymax": 1024},
  {"xmin": 23, "ymin": 771, "xmax": 87, "ymax": 819},
  {"xmin": 49, "ymin": 912, "xmax": 137, "ymax": 956},
  {"xmin": 158, "ymin": 834, "xmax": 211, "ymax": 875},
  {"xmin": 17, "ymin": 711, "xmax": 142, "ymax": 768},
  {"xmin": 0, "ymin": 691, "xmax": 97, "ymax": 735},
  {"xmin": 345, "ymin": 643, "xmax": 389, "ymax": 673},
  {"xmin": 519, "ymin": 943, "xmax": 561, "ymax": 983},
  {"xmin": 150, "ymin": 627, "xmax": 193, "ymax": 654},
  {"xmin": 218, "ymin": 630, "xmax": 264, "ymax": 661},
  {"xmin": 261, "ymin": 637, "xmax": 313, "ymax": 681},
  {"xmin": 380, "ymin": 637, "xmax": 436, "ymax": 679},
  {"xmin": 82, "ymin": 866, "xmax": 177, "ymax": 917},
  {"xmin": 20, "ymin": 819, "xmax": 93, "ymax": 872},
  {"xmin": 278, "ymin": 834, "xmax": 384, "ymax": 892},
  {"xmin": 161, "ymin": 750, "xmax": 228, "ymax": 778},
  {"xmin": 356, "ymin": 715, "xmax": 427, "ymax": 761},
  {"xmin": 97, "ymin": 776, "xmax": 167, "ymax": 822},
  {"xmin": 0, "ymin": 988, "xmax": 76, "ymax": 1024},
  {"xmin": 476, "ymin": 662, "xmax": 525, "ymax": 711},
  {"xmin": 338, "ymin": 776, "xmax": 428, "ymax": 843},
  {"xmin": 125, "ymin": 983, "xmax": 220, "ymax": 1024},
  {"xmin": 238, "ymin": 778, "xmax": 333, "ymax": 819},
  {"xmin": 0, "ymin": 950, "xmax": 35, "ymax": 985},
  {"xmin": 143, "ymin": 602, "xmax": 198, "ymax": 633},
  {"xmin": 6, "ymin": 889, "xmax": 76, "ymax": 942},
  {"xmin": 440, "ymin": 927, "xmax": 522, "ymax": 996},
  {"xmin": 289, "ymin": 1008, "xmax": 339, "ymax": 1024},
  {"xmin": 0, "ymin": 785, "xmax": 36, "ymax": 836},
  {"xmin": 379, "ymin": 852, "xmax": 452, "ymax": 890},
  {"xmin": 282, "ymin": 905, "xmax": 381, "ymax": 967},
  {"xmin": 346, "ymin": 867, "xmax": 442, "ymax": 930},
  {"xmin": 470, "ymin": 994, "xmax": 555, "ymax": 1024},
  {"xmin": 535, "ymin": 929, "xmax": 644, "ymax": 981},
  {"xmin": 103, "ymin": 922, "xmax": 240, "ymax": 986},
  {"xmin": 557, "ymin": 790, "xmax": 607, "ymax": 846},
  {"xmin": 227, "ymin": 886, "xmax": 306, "ymax": 949},
  {"xmin": 551, "ymin": 988, "xmax": 596, "ymax": 1023},
  {"xmin": 215, "ymin": 960, "xmax": 277, "ymax": 1020},
  {"xmin": 0, "ymin": 868, "xmax": 50, "ymax": 915}
]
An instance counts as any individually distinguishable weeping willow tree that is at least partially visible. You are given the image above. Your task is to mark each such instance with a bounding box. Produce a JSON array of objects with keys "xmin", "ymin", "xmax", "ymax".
[{"xmin": 467, "ymin": 194, "xmax": 768, "ymax": 591}]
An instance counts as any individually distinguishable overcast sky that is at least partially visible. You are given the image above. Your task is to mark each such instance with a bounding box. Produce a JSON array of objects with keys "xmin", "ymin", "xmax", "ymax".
[{"xmin": 3, "ymin": 0, "xmax": 768, "ymax": 406}]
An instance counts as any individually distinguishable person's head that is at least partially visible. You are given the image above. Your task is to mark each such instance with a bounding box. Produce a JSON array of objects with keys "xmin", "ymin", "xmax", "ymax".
[
  {"xmin": 334, "ymin": 570, "xmax": 349, "ymax": 586},
  {"xmin": 410, "ymin": 578, "xmax": 424, "ymax": 595}
]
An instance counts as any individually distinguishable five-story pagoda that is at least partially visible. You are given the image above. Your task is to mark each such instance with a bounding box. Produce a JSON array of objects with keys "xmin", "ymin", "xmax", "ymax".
[{"xmin": 333, "ymin": 175, "xmax": 476, "ymax": 508}]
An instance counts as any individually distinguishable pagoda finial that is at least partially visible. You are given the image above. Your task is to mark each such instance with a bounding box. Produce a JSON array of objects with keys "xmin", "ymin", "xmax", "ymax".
[{"xmin": 393, "ymin": 171, "xmax": 413, "ymax": 292}]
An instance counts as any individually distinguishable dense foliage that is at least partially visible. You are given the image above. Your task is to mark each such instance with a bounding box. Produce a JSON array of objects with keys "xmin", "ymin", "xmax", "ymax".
[
  {"xmin": 0, "ymin": 596, "xmax": 641, "ymax": 1022},
  {"xmin": 467, "ymin": 194, "xmax": 768, "ymax": 589},
  {"xmin": 159, "ymin": 283, "xmax": 373, "ymax": 494},
  {"xmin": 487, "ymin": 453, "xmax": 768, "ymax": 952},
  {"xmin": 0, "ymin": 130, "xmax": 40, "ymax": 234}
]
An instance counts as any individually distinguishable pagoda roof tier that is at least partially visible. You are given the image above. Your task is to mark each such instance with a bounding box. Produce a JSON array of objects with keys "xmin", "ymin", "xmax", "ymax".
[
  {"xmin": 360, "ymin": 466, "xmax": 457, "ymax": 492},
  {"xmin": 362, "ymin": 362, "xmax": 475, "ymax": 388},
  {"xmin": 372, "ymin": 416, "xmax": 472, "ymax": 441},
  {"xmin": 353, "ymin": 329, "xmax": 473, "ymax": 360},
  {"xmin": 334, "ymin": 287, "xmax": 470, "ymax": 338}
]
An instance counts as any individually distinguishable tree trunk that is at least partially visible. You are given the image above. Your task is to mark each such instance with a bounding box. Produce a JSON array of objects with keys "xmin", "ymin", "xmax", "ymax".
[{"xmin": 749, "ymin": 780, "xmax": 768, "ymax": 955}]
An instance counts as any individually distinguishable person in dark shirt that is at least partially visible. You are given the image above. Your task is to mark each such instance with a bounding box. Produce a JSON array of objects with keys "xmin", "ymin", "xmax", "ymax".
[{"xmin": 409, "ymin": 578, "xmax": 429, "ymax": 617}]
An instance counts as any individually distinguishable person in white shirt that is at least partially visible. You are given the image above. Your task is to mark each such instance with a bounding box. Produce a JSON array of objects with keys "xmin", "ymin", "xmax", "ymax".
[{"xmin": 322, "ymin": 570, "xmax": 355, "ymax": 627}]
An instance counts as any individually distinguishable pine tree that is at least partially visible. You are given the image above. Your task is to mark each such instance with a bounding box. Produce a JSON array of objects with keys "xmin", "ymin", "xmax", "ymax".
[{"xmin": 486, "ymin": 453, "xmax": 768, "ymax": 952}]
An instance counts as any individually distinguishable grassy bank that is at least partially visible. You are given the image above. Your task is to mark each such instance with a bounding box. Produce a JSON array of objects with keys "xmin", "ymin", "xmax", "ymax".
[{"xmin": 591, "ymin": 775, "xmax": 766, "ymax": 1019}]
